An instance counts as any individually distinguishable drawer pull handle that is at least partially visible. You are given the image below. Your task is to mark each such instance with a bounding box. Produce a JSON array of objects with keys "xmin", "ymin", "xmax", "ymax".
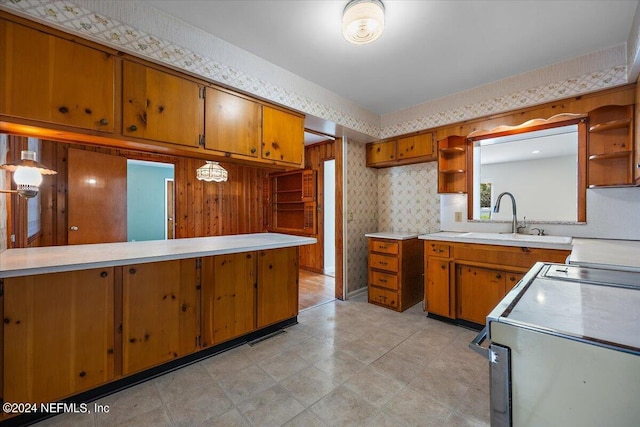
[
  {"xmin": 379, "ymin": 261, "xmax": 388, "ymax": 265},
  {"xmin": 441, "ymin": 265, "xmax": 446, "ymax": 270},
  {"xmin": 378, "ymin": 245, "xmax": 387, "ymax": 249},
  {"xmin": 379, "ymin": 279, "xmax": 388, "ymax": 283},
  {"xmin": 496, "ymin": 274, "xmax": 502, "ymax": 279},
  {"xmin": 99, "ymin": 118, "xmax": 109, "ymax": 126},
  {"xmin": 129, "ymin": 125, "xmax": 138, "ymax": 131},
  {"xmin": 58, "ymin": 106, "xmax": 69, "ymax": 114}
]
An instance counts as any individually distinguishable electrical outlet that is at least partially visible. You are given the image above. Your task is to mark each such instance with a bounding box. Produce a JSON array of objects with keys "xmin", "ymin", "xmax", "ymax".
[{"xmin": 455, "ymin": 211, "xmax": 462, "ymax": 222}]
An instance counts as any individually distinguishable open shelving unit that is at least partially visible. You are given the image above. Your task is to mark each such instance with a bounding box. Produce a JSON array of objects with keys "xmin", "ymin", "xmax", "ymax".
[
  {"xmin": 267, "ymin": 169, "xmax": 317, "ymax": 235},
  {"xmin": 587, "ymin": 105, "xmax": 634, "ymax": 187},
  {"xmin": 437, "ymin": 136, "xmax": 468, "ymax": 193}
]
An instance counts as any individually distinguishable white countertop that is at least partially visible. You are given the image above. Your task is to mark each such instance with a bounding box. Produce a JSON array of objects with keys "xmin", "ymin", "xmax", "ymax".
[
  {"xmin": 0, "ymin": 233, "xmax": 317, "ymax": 278},
  {"xmin": 365, "ymin": 232, "xmax": 420, "ymax": 240},
  {"xmin": 569, "ymin": 238, "xmax": 640, "ymax": 272},
  {"xmin": 418, "ymin": 231, "xmax": 573, "ymax": 250}
]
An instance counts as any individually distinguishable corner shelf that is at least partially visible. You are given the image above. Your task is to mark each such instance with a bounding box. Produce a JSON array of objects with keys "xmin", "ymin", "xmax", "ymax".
[
  {"xmin": 437, "ymin": 135, "xmax": 468, "ymax": 194},
  {"xmin": 588, "ymin": 151, "xmax": 631, "ymax": 161},
  {"xmin": 439, "ymin": 147, "xmax": 465, "ymax": 155},
  {"xmin": 588, "ymin": 119, "xmax": 632, "ymax": 133},
  {"xmin": 440, "ymin": 169, "xmax": 466, "ymax": 174}
]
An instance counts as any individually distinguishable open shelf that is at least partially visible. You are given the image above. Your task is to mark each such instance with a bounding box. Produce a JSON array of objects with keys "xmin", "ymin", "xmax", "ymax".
[
  {"xmin": 589, "ymin": 119, "xmax": 632, "ymax": 133},
  {"xmin": 588, "ymin": 151, "xmax": 631, "ymax": 161},
  {"xmin": 439, "ymin": 147, "xmax": 465, "ymax": 155},
  {"xmin": 440, "ymin": 169, "xmax": 466, "ymax": 174}
]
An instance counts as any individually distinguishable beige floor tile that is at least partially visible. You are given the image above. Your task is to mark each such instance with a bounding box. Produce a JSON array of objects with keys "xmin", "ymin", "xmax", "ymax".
[
  {"xmin": 282, "ymin": 409, "xmax": 328, "ymax": 427},
  {"xmin": 165, "ymin": 382, "xmax": 233, "ymax": 427},
  {"xmin": 342, "ymin": 365, "xmax": 405, "ymax": 407},
  {"xmin": 292, "ymin": 336, "xmax": 339, "ymax": 364},
  {"xmin": 94, "ymin": 381, "xmax": 164, "ymax": 427},
  {"xmin": 454, "ymin": 384, "xmax": 490, "ymax": 424},
  {"xmin": 370, "ymin": 351, "xmax": 424, "ymax": 385},
  {"xmin": 154, "ymin": 362, "xmax": 217, "ymax": 404},
  {"xmin": 31, "ymin": 410, "xmax": 95, "ymax": 427},
  {"xmin": 444, "ymin": 412, "xmax": 490, "ymax": 427},
  {"xmin": 112, "ymin": 406, "xmax": 173, "ymax": 427},
  {"xmin": 312, "ymin": 350, "xmax": 366, "ymax": 383},
  {"xmin": 279, "ymin": 366, "xmax": 342, "ymax": 407},
  {"xmin": 258, "ymin": 349, "xmax": 311, "ymax": 381},
  {"xmin": 199, "ymin": 345, "xmax": 254, "ymax": 378},
  {"xmin": 382, "ymin": 387, "xmax": 451, "ymax": 427},
  {"xmin": 367, "ymin": 411, "xmax": 409, "ymax": 427},
  {"xmin": 216, "ymin": 365, "xmax": 276, "ymax": 403},
  {"xmin": 426, "ymin": 352, "xmax": 482, "ymax": 386},
  {"xmin": 335, "ymin": 338, "xmax": 390, "ymax": 365},
  {"xmin": 245, "ymin": 337, "xmax": 287, "ymax": 364},
  {"xmin": 408, "ymin": 366, "xmax": 470, "ymax": 409},
  {"xmin": 309, "ymin": 385, "xmax": 379, "ymax": 426},
  {"xmin": 200, "ymin": 408, "xmax": 250, "ymax": 426},
  {"xmin": 236, "ymin": 385, "xmax": 305, "ymax": 427}
]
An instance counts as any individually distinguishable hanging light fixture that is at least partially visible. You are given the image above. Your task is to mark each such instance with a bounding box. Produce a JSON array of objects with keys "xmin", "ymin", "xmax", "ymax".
[
  {"xmin": 342, "ymin": 0, "xmax": 385, "ymax": 45},
  {"xmin": 196, "ymin": 161, "xmax": 228, "ymax": 182},
  {"xmin": 0, "ymin": 150, "xmax": 57, "ymax": 198}
]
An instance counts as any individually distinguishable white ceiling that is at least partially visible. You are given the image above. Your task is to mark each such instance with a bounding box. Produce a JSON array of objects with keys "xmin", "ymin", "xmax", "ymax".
[{"xmin": 140, "ymin": 0, "xmax": 638, "ymax": 116}]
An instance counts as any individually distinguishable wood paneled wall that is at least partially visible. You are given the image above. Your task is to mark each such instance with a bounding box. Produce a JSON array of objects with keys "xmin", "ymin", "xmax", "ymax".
[
  {"xmin": 28, "ymin": 140, "xmax": 270, "ymax": 247},
  {"xmin": 299, "ymin": 140, "xmax": 335, "ymax": 272}
]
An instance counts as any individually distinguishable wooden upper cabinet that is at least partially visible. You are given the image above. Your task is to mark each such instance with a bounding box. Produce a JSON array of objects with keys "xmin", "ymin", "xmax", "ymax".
[
  {"xmin": 366, "ymin": 140, "xmax": 396, "ymax": 166},
  {"xmin": 0, "ymin": 19, "xmax": 115, "ymax": 132},
  {"xmin": 122, "ymin": 61, "xmax": 202, "ymax": 148},
  {"xmin": 204, "ymin": 87, "xmax": 261, "ymax": 157},
  {"xmin": 397, "ymin": 133, "xmax": 434, "ymax": 160},
  {"xmin": 3, "ymin": 268, "xmax": 115, "ymax": 404},
  {"xmin": 262, "ymin": 106, "xmax": 304, "ymax": 166}
]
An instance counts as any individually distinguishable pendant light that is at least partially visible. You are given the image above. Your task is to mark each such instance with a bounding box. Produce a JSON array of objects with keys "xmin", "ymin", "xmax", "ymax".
[
  {"xmin": 0, "ymin": 150, "xmax": 57, "ymax": 198},
  {"xmin": 343, "ymin": 0, "xmax": 385, "ymax": 45},
  {"xmin": 196, "ymin": 161, "xmax": 228, "ymax": 182}
]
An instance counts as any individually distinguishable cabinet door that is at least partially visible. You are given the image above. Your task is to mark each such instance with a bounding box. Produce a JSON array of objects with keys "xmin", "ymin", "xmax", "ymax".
[
  {"xmin": 262, "ymin": 106, "xmax": 304, "ymax": 166},
  {"xmin": 456, "ymin": 265, "xmax": 505, "ymax": 324},
  {"xmin": 201, "ymin": 253, "xmax": 256, "ymax": 346},
  {"xmin": 425, "ymin": 258, "xmax": 451, "ymax": 317},
  {"xmin": 204, "ymin": 88, "xmax": 261, "ymax": 157},
  {"xmin": 505, "ymin": 272, "xmax": 524, "ymax": 292},
  {"xmin": 122, "ymin": 259, "xmax": 198, "ymax": 375},
  {"xmin": 123, "ymin": 61, "xmax": 201, "ymax": 147},
  {"xmin": 366, "ymin": 141, "xmax": 396, "ymax": 166},
  {"xmin": 3, "ymin": 268, "xmax": 114, "ymax": 404},
  {"xmin": 397, "ymin": 133, "xmax": 433, "ymax": 160},
  {"xmin": 257, "ymin": 247, "xmax": 299, "ymax": 328},
  {"xmin": 0, "ymin": 20, "xmax": 115, "ymax": 132}
]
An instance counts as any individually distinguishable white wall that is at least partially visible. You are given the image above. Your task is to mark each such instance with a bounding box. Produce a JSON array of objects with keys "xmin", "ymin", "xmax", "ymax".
[{"xmin": 480, "ymin": 155, "xmax": 577, "ymax": 222}]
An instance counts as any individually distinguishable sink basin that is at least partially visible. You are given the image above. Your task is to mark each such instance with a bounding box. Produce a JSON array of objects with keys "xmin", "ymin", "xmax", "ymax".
[{"xmin": 458, "ymin": 232, "xmax": 572, "ymax": 245}]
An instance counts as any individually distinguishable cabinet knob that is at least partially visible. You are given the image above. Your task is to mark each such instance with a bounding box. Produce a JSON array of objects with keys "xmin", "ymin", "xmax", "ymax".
[
  {"xmin": 58, "ymin": 106, "xmax": 69, "ymax": 114},
  {"xmin": 129, "ymin": 125, "xmax": 138, "ymax": 131},
  {"xmin": 250, "ymin": 148, "xmax": 257, "ymax": 154},
  {"xmin": 70, "ymin": 226, "xmax": 79, "ymax": 231},
  {"xmin": 99, "ymin": 118, "xmax": 109, "ymax": 126},
  {"xmin": 100, "ymin": 271, "xmax": 108, "ymax": 278},
  {"xmin": 265, "ymin": 150, "xmax": 271, "ymax": 156},
  {"xmin": 496, "ymin": 274, "xmax": 502, "ymax": 279},
  {"xmin": 129, "ymin": 268, "xmax": 136, "ymax": 275},
  {"xmin": 441, "ymin": 265, "xmax": 446, "ymax": 270}
]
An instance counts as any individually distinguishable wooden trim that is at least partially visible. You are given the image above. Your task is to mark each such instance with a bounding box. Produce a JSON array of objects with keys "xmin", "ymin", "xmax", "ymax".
[
  {"xmin": 334, "ymin": 137, "xmax": 344, "ymax": 300},
  {"xmin": 467, "ymin": 113, "xmax": 586, "ymax": 140},
  {"xmin": 113, "ymin": 266, "xmax": 123, "ymax": 378},
  {"xmin": 577, "ymin": 120, "xmax": 588, "ymax": 222}
]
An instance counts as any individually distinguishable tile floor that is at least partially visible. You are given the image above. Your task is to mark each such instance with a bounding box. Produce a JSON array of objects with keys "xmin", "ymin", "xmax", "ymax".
[{"xmin": 35, "ymin": 295, "xmax": 490, "ymax": 427}]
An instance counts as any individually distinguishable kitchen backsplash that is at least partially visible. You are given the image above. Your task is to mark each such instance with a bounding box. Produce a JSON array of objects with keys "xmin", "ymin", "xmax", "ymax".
[
  {"xmin": 346, "ymin": 139, "xmax": 378, "ymax": 295},
  {"xmin": 377, "ymin": 162, "xmax": 440, "ymax": 234}
]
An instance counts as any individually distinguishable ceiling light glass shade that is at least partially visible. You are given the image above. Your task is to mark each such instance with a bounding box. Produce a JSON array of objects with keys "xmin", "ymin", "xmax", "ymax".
[
  {"xmin": 196, "ymin": 161, "xmax": 228, "ymax": 182},
  {"xmin": 343, "ymin": 0, "xmax": 385, "ymax": 45},
  {"xmin": 0, "ymin": 150, "xmax": 57, "ymax": 198}
]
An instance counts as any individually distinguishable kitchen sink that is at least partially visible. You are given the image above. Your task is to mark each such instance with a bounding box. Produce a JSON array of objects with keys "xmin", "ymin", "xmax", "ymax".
[{"xmin": 458, "ymin": 232, "xmax": 572, "ymax": 245}]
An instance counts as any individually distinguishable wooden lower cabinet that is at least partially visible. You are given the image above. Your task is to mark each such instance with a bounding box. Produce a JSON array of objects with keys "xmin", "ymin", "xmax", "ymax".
[
  {"xmin": 368, "ymin": 237, "xmax": 423, "ymax": 312},
  {"xmin": 201, "ymin": 253, "xmax": 257, "ymax": 346},
  {"xmin": 122, "ymin": 259, "xmax": 199, "ymax": 375},
  {"xmin": 2, "ymin": 247, "xmax": 300, "ymax": 411},
  {"xmin": 3, "ymin": 268, "xmax": 115, "ymax": 404},
  {"xmin": 257, "ymin": 247, "xmax": 299, "ymax": 328},
  {"xmin": 424, "ymin": 240, "xmax": 569, "ymax": 325}
]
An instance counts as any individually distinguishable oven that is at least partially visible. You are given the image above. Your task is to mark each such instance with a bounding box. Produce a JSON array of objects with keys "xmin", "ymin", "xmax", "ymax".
[{"xmin": 470, "ymin": 262, "xmax": 640, "ymax": 426}]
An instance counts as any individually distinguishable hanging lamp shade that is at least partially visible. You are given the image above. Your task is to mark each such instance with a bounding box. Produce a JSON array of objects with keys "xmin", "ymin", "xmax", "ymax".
[
  {"xmin": 0, "ymin": 150, "xmax": 57, "ymax": 198},
  {"xmin": 343, "ymin": 0, "xmax": 385, "ymax": 45},
  {"xmin": 196, "ymin": 161, "xmax": 228, "ymax": 182}
]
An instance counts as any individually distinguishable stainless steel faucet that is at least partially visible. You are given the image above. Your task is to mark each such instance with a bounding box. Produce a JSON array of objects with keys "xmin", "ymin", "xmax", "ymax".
[{"xmin": 493, "ymin": 192, "xmax": 518, "ymax": 233}]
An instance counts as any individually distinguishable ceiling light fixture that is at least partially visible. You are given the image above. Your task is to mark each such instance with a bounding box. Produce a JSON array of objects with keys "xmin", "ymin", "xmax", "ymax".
[
  {"xmin": 0, "ymin": 150, "xmax": 57, "ymax": 198},
  {"xmin": 342, "ymin": 0, "xmax": 385, "ymax": 45},
  {"xmin": 196, "ymin": 161, "xmax": 228, "ymax": 182}
]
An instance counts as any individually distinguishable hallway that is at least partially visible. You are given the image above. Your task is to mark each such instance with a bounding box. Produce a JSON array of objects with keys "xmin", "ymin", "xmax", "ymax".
[{"xmin": 298, "ymin": 269, "xmax": 335, "ymax": 311}]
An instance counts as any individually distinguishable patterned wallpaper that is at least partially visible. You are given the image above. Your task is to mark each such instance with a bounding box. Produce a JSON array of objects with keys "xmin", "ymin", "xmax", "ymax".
[
  {"xmin": 377, "ymin": 162, "xmax": 440, "ymax": 234},
  {"xmin": 346, "ymin": 139, "xmax": 378, "ymax": 295}
]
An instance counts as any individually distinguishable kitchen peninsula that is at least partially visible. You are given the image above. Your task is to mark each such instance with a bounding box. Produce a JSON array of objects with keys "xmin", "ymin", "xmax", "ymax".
[{"xmin": 0, "ymin": 233, "xmax": 315, "ymax": 423}]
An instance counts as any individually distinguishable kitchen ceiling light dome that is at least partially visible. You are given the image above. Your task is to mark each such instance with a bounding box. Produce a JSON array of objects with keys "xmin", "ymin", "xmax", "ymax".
[
  {"xmin": 343, "ymin": 0, "xmax": 385, "ymax": 45},
  {"xmin": 196, "ymin": 161, "xmax": 228, "ymax": 182}
]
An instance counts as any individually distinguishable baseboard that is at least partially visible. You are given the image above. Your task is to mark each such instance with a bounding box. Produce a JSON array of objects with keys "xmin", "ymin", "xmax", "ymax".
[{"xmin": 346, "ymin": 286, "xmax": 368, "ymax": 299}]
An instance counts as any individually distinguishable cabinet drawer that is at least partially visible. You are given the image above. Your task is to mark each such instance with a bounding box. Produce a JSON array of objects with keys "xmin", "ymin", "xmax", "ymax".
[
  {"xmin": 369, "ymin": 270, "xmax": 398, "ymax": 290},
  {"xmin": 369, "ymin": 253, "xmax": 399, "ymax": 272},
  {"xmin": 369, "ymin": 286, "xmax": 399, "ymax": 309},
  {"xmin": 426, "ymin": 242, "xmax": 450, "ymax": 258},
  {"xmin": 370, "ymin": 240, "xmax": 399, "ymax": 255}
]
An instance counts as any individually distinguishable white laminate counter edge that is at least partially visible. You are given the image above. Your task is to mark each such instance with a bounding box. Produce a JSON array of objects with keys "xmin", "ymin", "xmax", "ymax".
[
  {"xmin": 365, "ymin": 232, "xmax": 420, "ymax": 240},
  {"xmin": 418, "ymin": 232, "xmax": 573, "ymax": 250},
  {"xmin": 0, "ymin": 233, "xmax": 317, "ymax": 278}
]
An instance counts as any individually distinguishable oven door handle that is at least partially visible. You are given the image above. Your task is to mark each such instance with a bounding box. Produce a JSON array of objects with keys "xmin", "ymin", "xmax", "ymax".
[{"xmin": 469, "ymin": 326, "xmax": 491, "ymax": 359}]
